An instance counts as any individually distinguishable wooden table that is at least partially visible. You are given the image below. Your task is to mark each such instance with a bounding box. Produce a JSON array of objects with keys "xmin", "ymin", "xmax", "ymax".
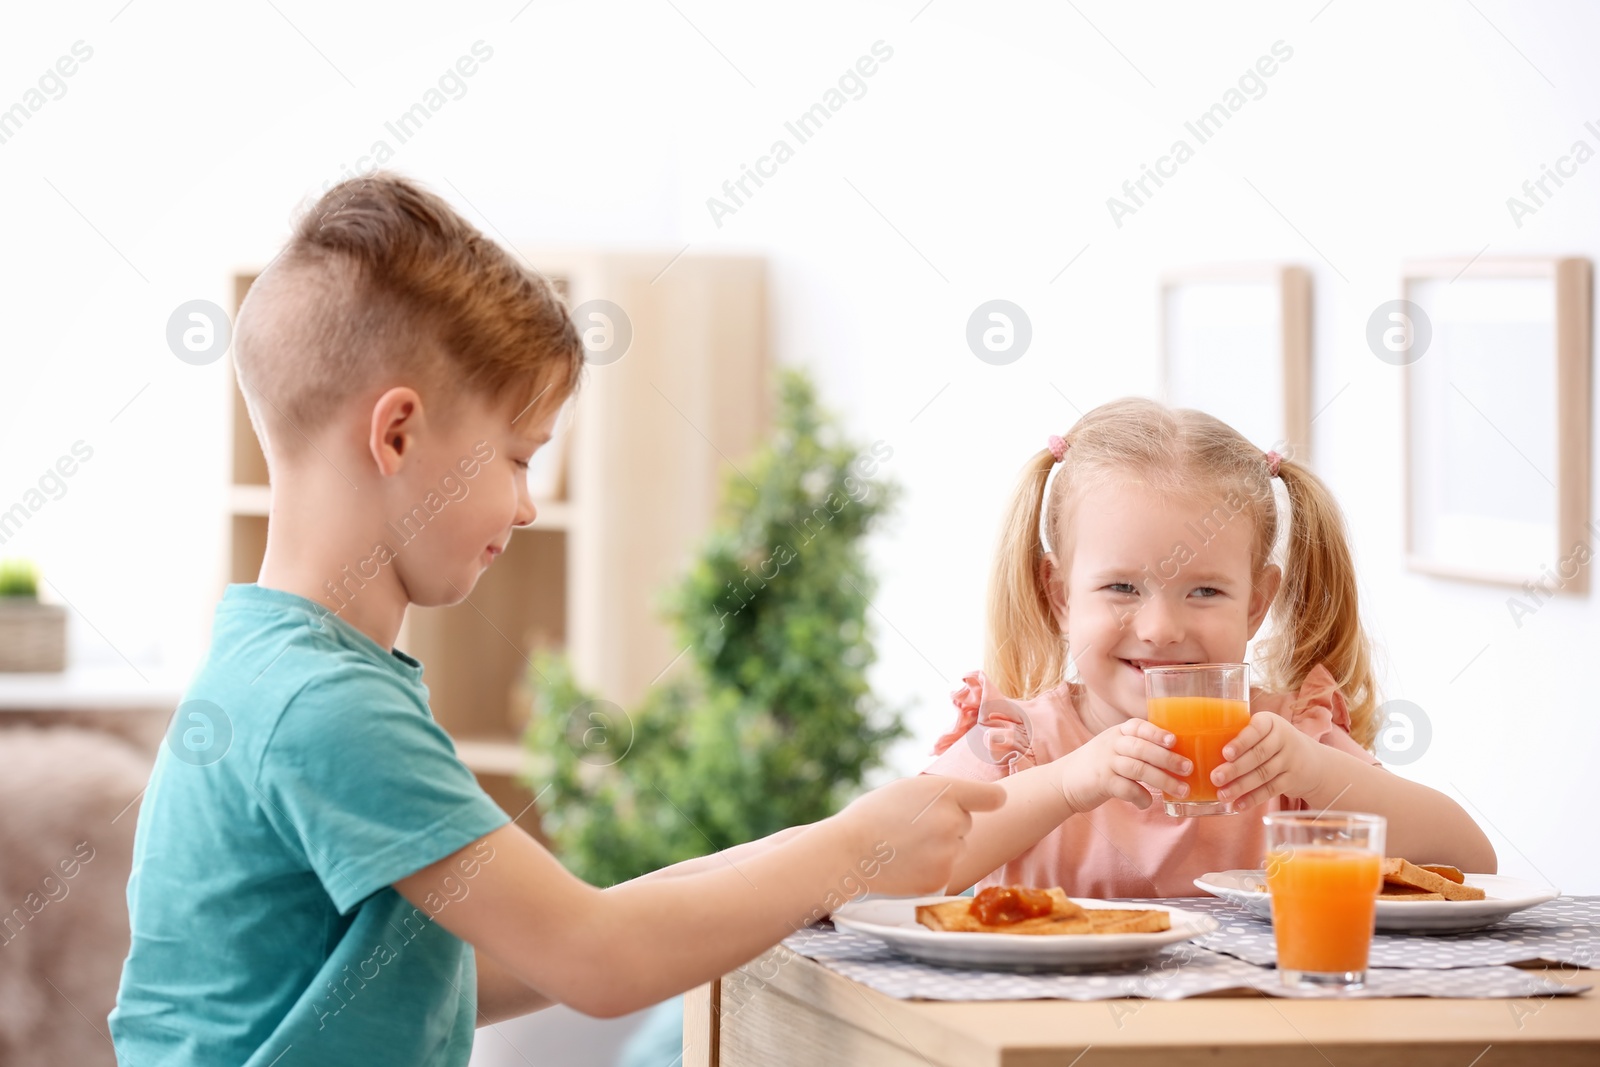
[{"xmin": 684, "ymin": 951, "xmax": 1600, "ymax": 1066}]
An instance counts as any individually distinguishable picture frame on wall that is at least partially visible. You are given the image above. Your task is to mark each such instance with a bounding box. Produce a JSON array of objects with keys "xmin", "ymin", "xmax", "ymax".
[
  {"xmin": 1400, "ymin": 257, "xmax": 1592, "ymax": 592},
  {"xmin": 1160, "ymin": 264, "xmax": 1312, "ymax": 462}
]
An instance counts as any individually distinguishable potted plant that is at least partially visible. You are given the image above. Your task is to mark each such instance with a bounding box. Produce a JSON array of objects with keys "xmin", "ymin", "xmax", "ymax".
[
  {"xmin": 0, "ymin": 559, "xmax": 68, "ymax": 672},
  {"xmin": 522, "ymin": 369, "xmax": 905, "ymax": 886}
]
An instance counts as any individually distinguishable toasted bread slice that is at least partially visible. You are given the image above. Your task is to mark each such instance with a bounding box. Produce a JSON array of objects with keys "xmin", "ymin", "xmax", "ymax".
[
  {"xmin": 915, "ymin": 890, "xmax": 1173, "ymax": 935},
  {"xmin": 1379, "ymin": 885, "xmax": 1446, "ymax": 901},
  {"xmin": 916, "ymin": 888, "xmax": 1091, "ymax": 935},
  {"xmin": 1082, "ymin": 908, "xmax": 1172, "ymax": 934},
  {"xmin": 1381, "ymin": 858, "xmax": 1485, "ymax": 901},
  {"xmin": 1419, "ymin": 864, "xmax": 1466, "ymax": 884}
]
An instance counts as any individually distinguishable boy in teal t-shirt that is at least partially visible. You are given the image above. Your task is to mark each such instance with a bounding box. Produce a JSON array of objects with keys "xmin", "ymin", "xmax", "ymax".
[
  {"xmin": 111, "ymin": 174, "xmax": 1005, "ymax": 1067},
  {"xmin": 114, "ymin": 585, "xmax": 506, "ymax": 1064}
]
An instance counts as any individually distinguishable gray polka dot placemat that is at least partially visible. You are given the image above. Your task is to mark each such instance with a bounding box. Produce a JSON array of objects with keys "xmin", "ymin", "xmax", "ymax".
[
  {"xmin": 1172, "ymin": 895, "xmax": 1600, "ymax": 970},
  {"xmin": 782, "ymin": 925, "xmax": 1588, "ymax": 1002}
]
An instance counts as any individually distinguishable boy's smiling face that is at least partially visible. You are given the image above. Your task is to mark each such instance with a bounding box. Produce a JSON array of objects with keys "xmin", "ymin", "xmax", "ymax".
[
  {"xmin": 1044, "ymin": 481, "xmax": 1280, "ymax": 731},
  {"xmin": 381, "ymin": 388, "xmax": 562, "ymax": 609}
]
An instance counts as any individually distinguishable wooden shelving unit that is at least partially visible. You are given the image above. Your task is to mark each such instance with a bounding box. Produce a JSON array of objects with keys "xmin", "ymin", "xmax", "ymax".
[{"xmin": 225, "ymin": 250, "xmax": 768, "ymax": 833}]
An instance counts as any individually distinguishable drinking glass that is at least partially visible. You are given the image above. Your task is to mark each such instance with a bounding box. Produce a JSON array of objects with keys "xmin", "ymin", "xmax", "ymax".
[{"xmin": 1262, "ymin": 811, "xmax": 1387, "ymax": 990}]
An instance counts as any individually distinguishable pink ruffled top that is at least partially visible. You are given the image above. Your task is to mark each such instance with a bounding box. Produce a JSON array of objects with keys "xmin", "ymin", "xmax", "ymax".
[{"xmin": 924, "ymin": 665, "xmax": 1381, "ymax": 898}]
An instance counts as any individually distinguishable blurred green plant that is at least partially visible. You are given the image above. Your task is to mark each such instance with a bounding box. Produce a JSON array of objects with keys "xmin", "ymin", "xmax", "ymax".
[
  {"xmin": 0, "ymin": 559, "xmax": 40, "ymax": 598},
  {"xmin": 523, "ymin": 368, "xmax": 905, "ymax": 886}
]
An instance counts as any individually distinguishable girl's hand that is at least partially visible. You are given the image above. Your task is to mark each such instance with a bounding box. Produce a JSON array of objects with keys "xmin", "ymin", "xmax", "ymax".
[
  {"xmin": 1211, "ymin": 714, "xmax": 1330, "ymax": 811},
  {"xmin": 1059, "ymin": 719, "xmax": 1193, "ymax": 814}
]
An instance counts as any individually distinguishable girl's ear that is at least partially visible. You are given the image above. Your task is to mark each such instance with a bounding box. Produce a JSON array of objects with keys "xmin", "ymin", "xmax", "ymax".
[
  {"xmin": 1246, "ymin": 563, "xmax": 1283, "ymax": 638},
  {"xmin": 1041, "ymin": 552, "xmax": 1069, "ymax": 630}
]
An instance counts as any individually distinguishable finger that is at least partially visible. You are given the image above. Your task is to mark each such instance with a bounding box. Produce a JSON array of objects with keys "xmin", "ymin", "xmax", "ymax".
[
  {"xmin": 1114, "ymin": 735, "xmax": 1191, "ymax": 778},
  {"xmin": 1106, "ymin": 778, "xmax": 1154, "ymax": 809},
  {"xmin": 1119, "ymin": 719, "xmax": 1178, "ymax": 748},
  {"xmin": 1220, "ymin": 716, "xmax": 1271, "ymax": 763},
  {"xmin": 1111, "ymin": 754, "xmax": 1189, "ymax": 798},
  {"xmin": 1213, "ymin": 728, "xmax": 1281, "ymax": 787},
  {"xmin": 941, "ymin": 777, "xmax": 1007, "ymax": 814},
  {"xmin": 1119, "ymin": 737, "xmax": 1192, "ymax": 778},
  {"xmin": 1217, "ymin": 759, "xmax": 1281, "ymax": 806},
  {"xmin": 947, "ymin": 807, "xmax": 973, "ymax": 840},
  {"xmin": 1226, "ymin": 774, "xmax": 1286, "ymax": 812}
]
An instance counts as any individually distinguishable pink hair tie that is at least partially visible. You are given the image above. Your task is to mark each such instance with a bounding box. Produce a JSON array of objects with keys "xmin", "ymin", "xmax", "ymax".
[
  {"xmin": 1264, "ymin": 450, "xmax": 1283, "ymax": 477},
  {"xmin": 1047, "ymin": 434, "xmax": 1068, "ymax": 463}
]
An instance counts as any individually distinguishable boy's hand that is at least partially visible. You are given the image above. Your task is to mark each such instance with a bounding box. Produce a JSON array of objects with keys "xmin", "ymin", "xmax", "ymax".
[
  {"xmin": 1211, "ymin": 713, "xmax": 1328, "ymax": 811},
  {"xmin": 830, "ymin": 776, "xmax": 1005, "ymax": 896},
  {"xmin": 1058, "ymin": 719, "xmax": 1192, "ymax": 814}
]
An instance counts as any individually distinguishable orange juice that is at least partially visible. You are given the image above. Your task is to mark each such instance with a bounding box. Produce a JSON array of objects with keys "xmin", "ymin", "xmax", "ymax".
[
  {"xmin": 1145, "ymin": 696, "xmax": 1250, "ymax": 803},
  {"xmin": 1264, "ymin": 847, "xmax": 1382, "ymax": 974}
]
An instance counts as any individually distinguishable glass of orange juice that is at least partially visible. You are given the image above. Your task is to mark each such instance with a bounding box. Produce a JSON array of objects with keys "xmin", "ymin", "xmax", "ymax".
[
  {"xmin": 1263, "ymin": 811, "xmax": 1387, "ymax": 990},
  {"xmin": 1143, "ymin": 663, "xmax": 1251, "ymax": 816}
]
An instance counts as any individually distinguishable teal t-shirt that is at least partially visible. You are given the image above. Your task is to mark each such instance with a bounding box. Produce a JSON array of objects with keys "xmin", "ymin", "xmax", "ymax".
[{"xmin": 111, "ymin": 584, "xmax": 511, "ymax": 1067}]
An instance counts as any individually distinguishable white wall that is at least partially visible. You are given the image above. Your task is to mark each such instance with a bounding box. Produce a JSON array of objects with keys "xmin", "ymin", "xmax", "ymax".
[{"xmin": 4, "ymin": 0, "xmax": 1597, "ymax": 893}]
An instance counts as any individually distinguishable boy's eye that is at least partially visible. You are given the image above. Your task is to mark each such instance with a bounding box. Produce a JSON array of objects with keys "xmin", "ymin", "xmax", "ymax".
[
  {"xmin": 1104, "ymin": 582, "xmax": 1139, "ymax": 595},
  {"xmin": 1191, "ymin": 587, "xmax": 1221, "ymax": 599}
]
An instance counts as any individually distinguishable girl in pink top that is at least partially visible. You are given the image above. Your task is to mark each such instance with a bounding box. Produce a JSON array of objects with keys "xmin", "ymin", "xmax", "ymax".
[{"xmin": 930, "ymin": 399, "xmax": 1496, "ymax": 897}]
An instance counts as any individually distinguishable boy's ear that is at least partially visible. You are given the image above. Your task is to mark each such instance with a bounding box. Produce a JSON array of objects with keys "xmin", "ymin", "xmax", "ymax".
[
  {"xmin": 1246, "ymin": 563, "xmax": 1283, "ymax": 638},
  {"xmin": 369, "ymin": 387, "xmax": 425, "ymax": 476},
  {"xmin": 1041, "ymin": 552, "xmax": 1069, "ymax": 630}
]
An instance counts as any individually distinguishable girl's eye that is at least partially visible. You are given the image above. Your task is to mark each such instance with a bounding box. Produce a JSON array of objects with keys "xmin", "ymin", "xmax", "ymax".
[
  {"xmin": 1105, "ymin": 582, "xmax": 1139, "ymax": 595},
  {"xmin": 1192, "ymin": 587, "xmax": 1221, "ymax": 599}
]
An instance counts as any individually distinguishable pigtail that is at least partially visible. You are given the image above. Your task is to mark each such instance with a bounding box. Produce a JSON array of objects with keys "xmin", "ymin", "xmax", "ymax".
[
  {"xmin": 983, "ymin": 449, "xmax": 1064, "ymax": 700},
  {"xmin": 1266, "ymin": 457, "xmax": 1379, "ymax": 749}
]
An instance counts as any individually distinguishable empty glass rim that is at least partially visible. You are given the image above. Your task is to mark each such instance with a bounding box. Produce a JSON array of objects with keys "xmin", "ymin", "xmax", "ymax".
[
  {"xmin": 1262, "ymin": 810, "xmax": 1386, "ymax": 827},
  {"xmin": 1140, "ymin": 662, "xmax": 1248, "ymax": 674}
]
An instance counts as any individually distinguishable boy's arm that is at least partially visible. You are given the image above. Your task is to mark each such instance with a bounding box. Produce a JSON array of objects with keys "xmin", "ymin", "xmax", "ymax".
[
  {"xmin": 633, "ymin": 825, "xmax": 809, "ymax": 882},
  {"xmin": 470, "ymin": 823, "xmax": 809, "ymax": 1025},
  {"xmin": 474, "ymin": 949, "xmax": 554, "ymax": 1025},
  {"xmin": 395, "ymin": 776, "xmax": 1002, "ymax": 1019}
]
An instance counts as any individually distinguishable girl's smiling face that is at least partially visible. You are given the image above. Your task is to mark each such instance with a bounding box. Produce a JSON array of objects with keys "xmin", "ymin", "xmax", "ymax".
[{"xmin": 1044, "ymin": 481, "xmax": 1281, "ymax": 732}]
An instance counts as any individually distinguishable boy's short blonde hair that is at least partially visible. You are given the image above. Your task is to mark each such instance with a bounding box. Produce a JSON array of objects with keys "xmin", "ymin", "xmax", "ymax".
[{"xmin": 234, "ymin": 173, "xmax": 583, "ymax": 462}]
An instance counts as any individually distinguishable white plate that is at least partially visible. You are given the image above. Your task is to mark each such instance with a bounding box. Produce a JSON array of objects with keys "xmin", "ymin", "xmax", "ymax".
[
  {"xmin": 1193, "ymin": 870, "xmax": 1560, "ymax": 932},
  {"xmin": 831, "ymin": 896, "xmax": 1218, "ymax": 970}
]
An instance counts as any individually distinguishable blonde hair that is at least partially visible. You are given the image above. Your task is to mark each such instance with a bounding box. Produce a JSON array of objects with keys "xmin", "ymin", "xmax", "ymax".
[
  {"xmin": 235, "ymin": 173, "xmax": 583, "ymax": 463},
  {"xmin": 984, "ymin": 397, "xmax": 1378, "ymax": 749}
]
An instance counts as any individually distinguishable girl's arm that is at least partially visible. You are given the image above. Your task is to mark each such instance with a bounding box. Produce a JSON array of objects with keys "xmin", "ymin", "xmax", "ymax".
[
  {"xmin": 394, "ymin": 775, "xmax": 1003, "ymax": 1019},
  {"xmin": 944, "ymin": 718, "xmax": 1191, "ymax": 891},
  {"xmin": 1213, "ymin": 717, "xmax": 1498, "ymax": 872},
  {"xmin": 1305, "ymin": 758, "xmax": 1496, "ymax": 872}
]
